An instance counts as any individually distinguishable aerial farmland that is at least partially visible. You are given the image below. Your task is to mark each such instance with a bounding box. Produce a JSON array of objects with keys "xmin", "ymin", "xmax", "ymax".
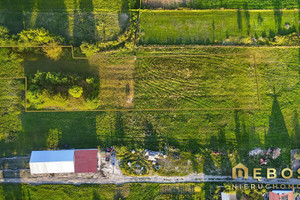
[{"xmin": 0, "ymin": 0, "xmax": 299, "ymax": 199}]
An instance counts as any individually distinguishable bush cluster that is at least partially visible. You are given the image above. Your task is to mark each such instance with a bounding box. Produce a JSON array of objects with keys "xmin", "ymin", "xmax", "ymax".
[
  {"xmin": 27, "ymin": 71, "xmax": 99, "ymax": 109},
  {"xmin": 80, "ymin": 13, "xmax": 139, "ymax": 56},
  {"xmin": 0, "ymin": 26, "xmax": 64, "ymax": 60}
]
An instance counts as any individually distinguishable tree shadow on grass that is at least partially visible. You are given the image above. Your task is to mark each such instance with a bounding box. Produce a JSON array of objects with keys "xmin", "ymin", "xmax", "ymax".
[
  {"xmin": 237, "ymin": 9, "xmax": 243, "ymax": 31},
  {"xmin": 0, "ymin": 0, "xmax": 36, "ymax": 34},
  {"xmin": 73, "ymin": 0, "xmax": 96, "ymax": 46},
  {"xmin": 144, "ymin": 121, "xmax": 159, "ymax": 151},
  {"xmin": 265, "ymin": 93, "xmax": 290, "ymax": 148},
  {"xmin": 34, "ymin": 0, "xmax": 70, "ymax": 43},
  {"xmin": 292, "ymin": 110, "xmax": 300, "ymax": 148},
  {"xmin": 23, "ymin": 50, "xmax": 99, "ymax": 76},
  {"xmin": 2, "ymin": 182, "xmax": 23, "ymax": 200},
  {"xmin": 273, "ymin": 0, "xmax": 283, "ymax": 35},
  {"xmin": 115, "ymin": 111, "xmax": 125, "ymax": 146},
  {"xmin": 18, "ymin": 112, "xmax": 98, "ymax": 153},
  {"xmin": 243, "ymin": 3, "xmax": 251, "ymax": 36},
  {"xmin": 92, "ymin": 190, "xmax": 101, "ymax": 200}
]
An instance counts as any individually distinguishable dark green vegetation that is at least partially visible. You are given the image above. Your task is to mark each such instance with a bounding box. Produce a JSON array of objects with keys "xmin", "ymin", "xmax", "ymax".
[
  {"xmin": 139, "ymin": 10, "xmax": 300, "ymax": 45},
  {"xmin": 141, "ymin": 0, "xmax": 300, "ymax": 9},
  {"xmin": 27, "ymin": 71, "xmax": 99, "ymax": 110}
]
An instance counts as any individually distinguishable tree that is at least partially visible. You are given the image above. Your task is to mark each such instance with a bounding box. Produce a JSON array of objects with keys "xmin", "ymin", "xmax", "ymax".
[
  {"xmin": 18, "ymin": 28, "xmax": 64, "ymax": 59},
  {"xmin": 42, "ymin": 41, "xmax": 63, "ymax": 60},
  {"xmin": 47, "ymin": 128, "xmax": 62, "ymax": 150},
  {"xmin": 80, "ymin": 42, "xmax": 98, "ymax": 57},
  {"xmin": 0, "ymin": 26, "xmax": 11, "ymax": 45},
  {"xmin": 68, "ymin": 86, "xmax": 83, "ymax": 98}
]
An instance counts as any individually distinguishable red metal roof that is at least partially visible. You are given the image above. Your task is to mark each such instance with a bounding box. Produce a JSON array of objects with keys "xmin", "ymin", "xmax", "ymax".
[{"xmin": 74, "ymin": 150, "xmax": 98, "ymax": 173}]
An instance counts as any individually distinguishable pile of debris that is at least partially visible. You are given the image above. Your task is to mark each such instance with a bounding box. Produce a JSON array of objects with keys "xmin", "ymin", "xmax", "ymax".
[
  {"xmin": 144, "ymin": 150, "xmax": 167, "ymax": 165},
  {"xmin": 249, "ymin": 148, "xmax": 281, "ymax": 166}
]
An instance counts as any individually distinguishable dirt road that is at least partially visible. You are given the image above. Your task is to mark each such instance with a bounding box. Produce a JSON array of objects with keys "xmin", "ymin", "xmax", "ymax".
[{"xmin": 1, "ymin": 171, "xmax": 300, "ymax": 185}]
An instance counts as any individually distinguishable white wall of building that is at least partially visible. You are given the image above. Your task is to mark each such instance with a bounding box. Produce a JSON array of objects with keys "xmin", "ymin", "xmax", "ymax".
[{"xmin": 30, "ymin": 161, "xmax": 75, "ymax": 174}]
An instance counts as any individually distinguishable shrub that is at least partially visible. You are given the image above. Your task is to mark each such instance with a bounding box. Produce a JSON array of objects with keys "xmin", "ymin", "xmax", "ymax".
[
  {"xmin": 273, "ymin": 33, "xmax": 300, "ymax": 46},
  {"xmin": 18, "ymin": 28, "xmax": 63, "ymax": 45},
  {"xmin": 47, "ymin": 128, "xmax": 62, "ymax": 150},
  {"xmin": 68, "ymin": 86, "xmax": 83, "ymax": 98},
  {"xmin": 294, "ymin": 152, "xmax": 300, "ymax": 160},
  {"xmin": 18, "ymin": 28, "xmax": 64, "ymax": 59},
  {"xmin": 42, "ymin": 42, "xmax": 63, "ymax": 60},
  {"xmin": 80, "ymin": 42, "xmax": 98, "ymax": 57},
  {"xmin": 0, "ymin": 26, "xmax": 10, "ymax": 45}
]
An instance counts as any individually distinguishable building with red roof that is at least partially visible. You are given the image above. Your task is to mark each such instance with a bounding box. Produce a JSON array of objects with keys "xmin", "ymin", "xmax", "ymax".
[
  {"xmin": 269, "ymin": 190, "xmax": 294, "ymax": 200},
  {"xmin": 74, "ymin": 149, "xmax": 98, "ymax": 173}
]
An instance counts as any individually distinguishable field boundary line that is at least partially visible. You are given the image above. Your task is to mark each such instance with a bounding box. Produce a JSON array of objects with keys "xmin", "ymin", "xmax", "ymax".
[
  {"xmin": 133, "ymin": 9, "xmax": 300, "ymax": 12},
  {"xmin": 25, "ymin": 107, "xmax": 260, "ymax": 112},
  {"xmin": 138, "ymin": 45, "xmax": 300, "ymax": 49},
  {"xmin": 0, "ymin": 9, "xmax": 121, "ymax": 12}
]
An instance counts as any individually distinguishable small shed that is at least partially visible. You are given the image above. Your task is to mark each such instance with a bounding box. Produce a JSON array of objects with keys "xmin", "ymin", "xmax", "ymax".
[{"xmin": 30, "ymin": 150, "xmax": 75, "ymax": 174}]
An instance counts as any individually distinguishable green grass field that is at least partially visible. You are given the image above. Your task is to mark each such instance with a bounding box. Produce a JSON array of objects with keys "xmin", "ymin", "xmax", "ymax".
[
  {"xmin": 134, "ymin": 54, "xmax": 258, "ymax": 109},
  {"xmin": 142, "ymin": 0, "xmax": 300, "ymax": 9},
  {"xmin": 139, "ymin": 10, "xmax": 300, "ymax": 45}
]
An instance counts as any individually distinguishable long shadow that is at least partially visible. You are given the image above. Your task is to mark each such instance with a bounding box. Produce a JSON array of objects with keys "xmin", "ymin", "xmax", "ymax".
[
  {"xmin": 92, "ymin": 190, "xmax": 101, "ymax": 200},
  {"xmin": 243, "ymin": 3, "xmax": 251, "ymax": 36},
  {"xmin": 34, "ymin": 0, "xmax": 70, "ymax": 42},
  {"xmin": 234, "ymin": 110, "xmax": 242, "ymax": 149},
  {"xmin": 2, "ymin": 181, "xmax": 23, "ymax": 200},
  {"xmin": 273, "ymin": 0, "xmax": 283, "ymax": 35},
  {"xmin": 119, "ymin": 0, "xmax": 131, "ymax": 37},
  {"xmin": 217, "ymin": 127, "xmax": 232, "ymax": 175},
  {"xmin": 73, "ymin": 0, "xmax": 96, "ymax": 46},
  {"xmin": 237, "ymin": 9, "xmax": 243, "ymax": 31},
  {"xmin": 115, "ymin": 111, "xmax": 125, "ymax": 146},
  {"xmin": 293, "ymin": 111, "xmax": 300, "ymax": 148},
  {"xmin": 0, "ymin": 0, "xmax": 36, "ymax": 34},
  {"xmin": 203, "ymin": 150, "xmax": 215, "ymax": 175},
  {"xmin": 234, "ymin": 111, "xmax": 249, "ymax": 152},
  {"xmin": 265, "ymin": 93, "xmax": 290, "ymax": 148},
  {"xmin": 144, "ymin": 120, "xmax": 159, "ymax": 151}
]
